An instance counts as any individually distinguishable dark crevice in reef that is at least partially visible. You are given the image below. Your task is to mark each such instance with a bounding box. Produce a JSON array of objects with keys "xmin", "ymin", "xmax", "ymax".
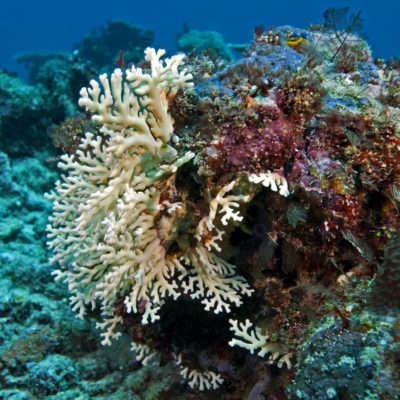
[{"xmin": 158, "ymin": 297, "xmax": 232, "ymax": 350}]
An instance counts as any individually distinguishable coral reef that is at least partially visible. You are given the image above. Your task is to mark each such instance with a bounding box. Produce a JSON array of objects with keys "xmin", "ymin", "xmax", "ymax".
[
  {"xmin": 0, "ymin": 149, "xmax": 184, "ymax": 399},
  {"xmin": 3, "ymin": 51, "xmax": 96, "ymax": 156},
  {"xmin": 0, "ymin": 71, "xmax": 49, "ymax": 155},
  {"xmin": 74, "ymin": 20, "xmax": 154, "ymax": 70},
  {"xmin": 177, "ymin": 28, "xmax": 234, "ymax": 62},
  {"xmin": 2, "ymin": 15, "xmax": 400, "ymax": 399}
]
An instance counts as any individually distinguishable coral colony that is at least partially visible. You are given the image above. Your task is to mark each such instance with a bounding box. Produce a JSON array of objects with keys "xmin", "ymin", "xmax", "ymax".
[{"xmin": 46, "ymin": 13, "xmax": 400, "ymax": 398}]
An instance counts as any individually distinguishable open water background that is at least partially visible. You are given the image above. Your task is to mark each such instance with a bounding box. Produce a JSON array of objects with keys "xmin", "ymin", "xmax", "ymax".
[{"xmin": 2, "ymin": 0, "xmax": 400, "ymax": 80}]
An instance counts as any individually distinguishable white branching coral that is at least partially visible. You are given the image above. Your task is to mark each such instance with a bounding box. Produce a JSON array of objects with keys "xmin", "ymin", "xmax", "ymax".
[
  {"xmin": 180, "ymin": 245, "xmax": 253, "ymax": 313},
  {"xmin": 248, "ymin": 171, "xmax": 290, "ymax": 197},
  {"xmin": 79, "ymin": 48, "xmax": 192, "ymax": 152},
  {"xmin": 196, "ymin": 180, "xmax": 250, "ymax": 251},
  {"xmin": 130, "ymin": 347, "xmax": 224, "ymax": 390},
  {"xmin": 229, "ymin": 319, "xmax": 293, "ymax": 369},
  {"xmin": 174, "ymin": 353, "xmax": 224, "ymax": 391},
  {"xmin": 229, "ymin": 319, "xmax": 271, "ymax": 356},
  {"xmin": 131, "ymin": 342, "xmax": 160, "ymax": 366},
  {"xmin": 46, "ymin": 48, "xmax": 254, "ymax": 345}
]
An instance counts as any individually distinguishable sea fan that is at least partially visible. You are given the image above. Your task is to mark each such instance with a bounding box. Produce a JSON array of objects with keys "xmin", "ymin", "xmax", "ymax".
[{"xmin": 322, "ymin": 7, "xmax": 364, "ymax": 62}]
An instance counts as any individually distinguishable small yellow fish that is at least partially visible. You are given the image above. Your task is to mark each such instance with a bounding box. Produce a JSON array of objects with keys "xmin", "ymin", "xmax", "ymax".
[{"xmin": 285, "ymin": 31, "xmax": 309, "ymax": 47}]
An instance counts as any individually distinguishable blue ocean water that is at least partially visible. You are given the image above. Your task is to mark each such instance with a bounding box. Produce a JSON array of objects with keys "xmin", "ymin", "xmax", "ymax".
[{"xmin": 2, "ymin": 0, "xmax": 400, "ymax": 79}]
